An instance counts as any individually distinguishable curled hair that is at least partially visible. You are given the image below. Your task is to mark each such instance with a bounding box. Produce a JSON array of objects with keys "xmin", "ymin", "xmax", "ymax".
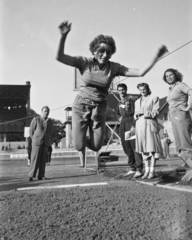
[
  {"xmin": 137, "ymin": 83, "xmax": 151, "ymax": 95},
  {"xmin": 41, "ymin": 106, "xmax": 50, "ymax": 112},
  {"xmin": 117, "ymin": 83, "xmax": 127, "ymax": 91},
  {"xmin": 89, "ymin": 34, "xmax": 116, "ymax": 55},
  {"xmin": 163, "ymin": 68, "xmax": 183, "ymax": 84}
]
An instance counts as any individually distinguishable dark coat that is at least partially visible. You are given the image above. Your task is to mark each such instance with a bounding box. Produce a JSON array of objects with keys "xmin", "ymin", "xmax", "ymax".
[{"xmin": 26, "ymin": 137, "xmax": 32, "ymax": 150}]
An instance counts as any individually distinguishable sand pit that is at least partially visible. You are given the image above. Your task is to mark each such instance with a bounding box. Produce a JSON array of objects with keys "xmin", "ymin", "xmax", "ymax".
[{"xmin": 0, "ymin": 180, "xmax": 192, "ymax": 240}]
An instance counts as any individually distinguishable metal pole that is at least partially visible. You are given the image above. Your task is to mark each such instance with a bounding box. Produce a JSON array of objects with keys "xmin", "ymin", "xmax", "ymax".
[
  {"xmin": 105, "ymin": 122, "xmax": 119, "ymax": 151},
  {"xmin": 105, "ymin": 123, "xmax": 121, "ymax": 140}
]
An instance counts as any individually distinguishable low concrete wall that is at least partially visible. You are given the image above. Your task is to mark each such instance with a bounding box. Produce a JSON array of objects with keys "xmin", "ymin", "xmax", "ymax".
[{"xmin": 0, "ymin": 145, "xmax": 177, "ymax": 161}]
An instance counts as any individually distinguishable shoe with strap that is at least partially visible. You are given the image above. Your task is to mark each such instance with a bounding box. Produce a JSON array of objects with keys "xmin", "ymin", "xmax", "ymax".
[
  {"xmin": 148, "ymin": 171, "xmax": 155, "ymax": 179},
  {"xmin": 142, "ymin": 168, "xmax": 150, "ymax": 179}
]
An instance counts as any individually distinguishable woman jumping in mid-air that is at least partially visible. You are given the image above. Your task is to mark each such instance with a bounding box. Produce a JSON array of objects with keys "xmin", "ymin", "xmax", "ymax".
[{"xmin": 56, "ymin": 20, "xmax": 168, "ymax": 168}]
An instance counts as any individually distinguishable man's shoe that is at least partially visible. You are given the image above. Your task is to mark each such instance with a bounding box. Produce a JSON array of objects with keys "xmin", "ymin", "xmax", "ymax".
[
  {"xmin": 124, "ymin": 170, "xmax": 136, "ymax": 177},
  {"xmin": 29, "ymin": 177, "xmax": 33, "ymax": 181},
  {"xmin": 38, "ymin": 177, "xmax": 47, "ymax": 180},
  {"xmin": 133, "ymin": 171, "xmax": 143, "ymax": 178}
]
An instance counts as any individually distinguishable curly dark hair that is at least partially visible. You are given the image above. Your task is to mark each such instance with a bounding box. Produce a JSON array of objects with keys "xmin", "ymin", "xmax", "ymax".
[
  {"xmin": 137, "ymin": 83, "xmax": 151, "ymax": 95},
  {"xmin": 89, "ymin": 35, "xmax": 116, "ymax": 55},
  {"xmin": 163, "ymin": 68, "xmax": 183, "ymax": 84}
]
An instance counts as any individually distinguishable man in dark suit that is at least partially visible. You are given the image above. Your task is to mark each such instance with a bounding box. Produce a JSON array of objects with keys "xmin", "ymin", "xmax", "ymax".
[{"xmin": 28, "ymin": 106, "xmax": 53, "ymax": 181}]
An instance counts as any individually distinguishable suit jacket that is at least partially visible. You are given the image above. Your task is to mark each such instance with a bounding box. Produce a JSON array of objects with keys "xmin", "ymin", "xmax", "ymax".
[{"xmin": 29, "ymin": 116, "xmax": 52, "ymax": 147}]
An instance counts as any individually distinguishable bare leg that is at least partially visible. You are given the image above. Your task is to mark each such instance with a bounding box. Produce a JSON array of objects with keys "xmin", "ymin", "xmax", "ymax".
[
  {"xmin": 142, "ymin": 160, "xmax": 150, "ymax": 179},
  {"xmin": 79, "ymin": 147, "xmax": 86, "ymax": 167},
  {"xmin": 83, "ymin": 151, "xmax": 98, "ymax": 172},
  {"xmin": 95, "ymin": 151, "xmax": 100, "ymax": 174},
  {"xmin": 148, "ymin": 154, "xmax": 155, "ymax": 179}
]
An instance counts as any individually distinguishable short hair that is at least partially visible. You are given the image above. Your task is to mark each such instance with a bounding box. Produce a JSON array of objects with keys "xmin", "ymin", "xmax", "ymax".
[
  {"xmin": 163, "ymin": 68, "xmax": 183, "ymax": 84},
  {"xmin": 117, "ymin": 83, "xmax": 127, "ymax": 91},
  {"xmin": 137, "ymin": 83, "xmax": 151, "ymax": 95},
  {"xmin": 41, "ymin": 106, "xmax": 50, "ymax": 112},
  {"xmin": 89, "ymin": 35, "xmax": 116, "ymax": 55}
]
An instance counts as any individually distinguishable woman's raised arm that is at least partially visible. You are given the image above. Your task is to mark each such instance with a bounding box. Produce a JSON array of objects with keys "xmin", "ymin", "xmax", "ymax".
[
  {"xmin": 56, "ymin": 21, "xmax": 75, "ymax": 66},
  {"xmin": 124, "ymin": 45, "xmax": 168, "ymax": 77}
]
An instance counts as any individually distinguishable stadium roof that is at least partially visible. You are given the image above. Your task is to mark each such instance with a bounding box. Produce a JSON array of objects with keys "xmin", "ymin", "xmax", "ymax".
[{"xmin": 0, "ymin": 83, "xmax": 31, "ymax": 106}]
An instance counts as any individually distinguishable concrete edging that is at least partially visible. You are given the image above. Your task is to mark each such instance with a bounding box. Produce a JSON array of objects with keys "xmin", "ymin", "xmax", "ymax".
[
  {"xmin": 17, "ymin": 182, "xmax": 108, "ymax": 191},
  {"xmin": 136, "ymin": 180, "xmax": 192, "ymax": 193}
]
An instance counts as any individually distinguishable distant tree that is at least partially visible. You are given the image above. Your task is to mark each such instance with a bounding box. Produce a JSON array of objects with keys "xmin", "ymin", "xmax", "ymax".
[{"xmin": 51, "ymin": 119, "xmax": 66, "ymax": 145}]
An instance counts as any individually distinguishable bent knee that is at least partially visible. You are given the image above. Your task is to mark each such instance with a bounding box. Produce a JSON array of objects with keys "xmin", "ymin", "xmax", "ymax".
[
  {"xmin": 73, "ymin": 142, "xmax": 85, "ymax": 151},
  {"xmin": 90, "ymin": 147, "xmax": 100, "ymax": 152},
  {"xmin": 88, "ymin": 144, "xmax": 102, "ymax": 152}
]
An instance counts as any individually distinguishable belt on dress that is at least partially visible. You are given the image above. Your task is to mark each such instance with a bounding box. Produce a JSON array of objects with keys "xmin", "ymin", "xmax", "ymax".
[{"xmin": 137, "ymin": 113, "xmax": 144, "ymax": 117}]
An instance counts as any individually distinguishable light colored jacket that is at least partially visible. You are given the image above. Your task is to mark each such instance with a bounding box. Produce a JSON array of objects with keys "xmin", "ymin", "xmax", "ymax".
[
  {"xmin": 134, "ymin": 94, "xmax": 163, "ymax": 154},
  {"xmin": 29, "ymin": 116, "xmax": 52, "ymax": 147}
]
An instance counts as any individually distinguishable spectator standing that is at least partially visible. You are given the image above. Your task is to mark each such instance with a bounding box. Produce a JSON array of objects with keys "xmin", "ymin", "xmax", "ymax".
[
  {"xmin": 163, "ymin": 69, "xmax": 192, "ymax": 164},
  {"xmin": 116, "ymin": 83, "xmax": 143, "ymax": 178},
  {"xmin": 28, "ymin": 106, "xmax": 52, "ymax": 181},
  {"xmin": 134, "ymin": 83, "xmax": 163, "ymax": 179}
]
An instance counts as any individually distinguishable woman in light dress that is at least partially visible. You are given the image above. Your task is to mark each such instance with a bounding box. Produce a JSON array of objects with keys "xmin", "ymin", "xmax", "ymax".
[{"xmin": 134, "ymin": 83, "xmax": 163, "ymax": 179}]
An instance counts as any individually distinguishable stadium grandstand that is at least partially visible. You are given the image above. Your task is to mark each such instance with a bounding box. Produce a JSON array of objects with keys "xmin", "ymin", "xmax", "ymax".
[{"xmin": 0, "ymin": 82, "xmax": 31, "ymax": 143}]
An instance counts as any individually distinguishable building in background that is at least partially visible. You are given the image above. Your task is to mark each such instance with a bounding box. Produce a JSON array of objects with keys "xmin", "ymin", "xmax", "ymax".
[{"xmin": 0, "ymin": 82, "xmax": 31, "ymax": 149}]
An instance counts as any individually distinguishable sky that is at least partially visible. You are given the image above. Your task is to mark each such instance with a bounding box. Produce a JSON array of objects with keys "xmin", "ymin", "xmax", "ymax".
[{"xmin": 0, "ymin": 0, "xmax": 192, "ymax": 122}]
